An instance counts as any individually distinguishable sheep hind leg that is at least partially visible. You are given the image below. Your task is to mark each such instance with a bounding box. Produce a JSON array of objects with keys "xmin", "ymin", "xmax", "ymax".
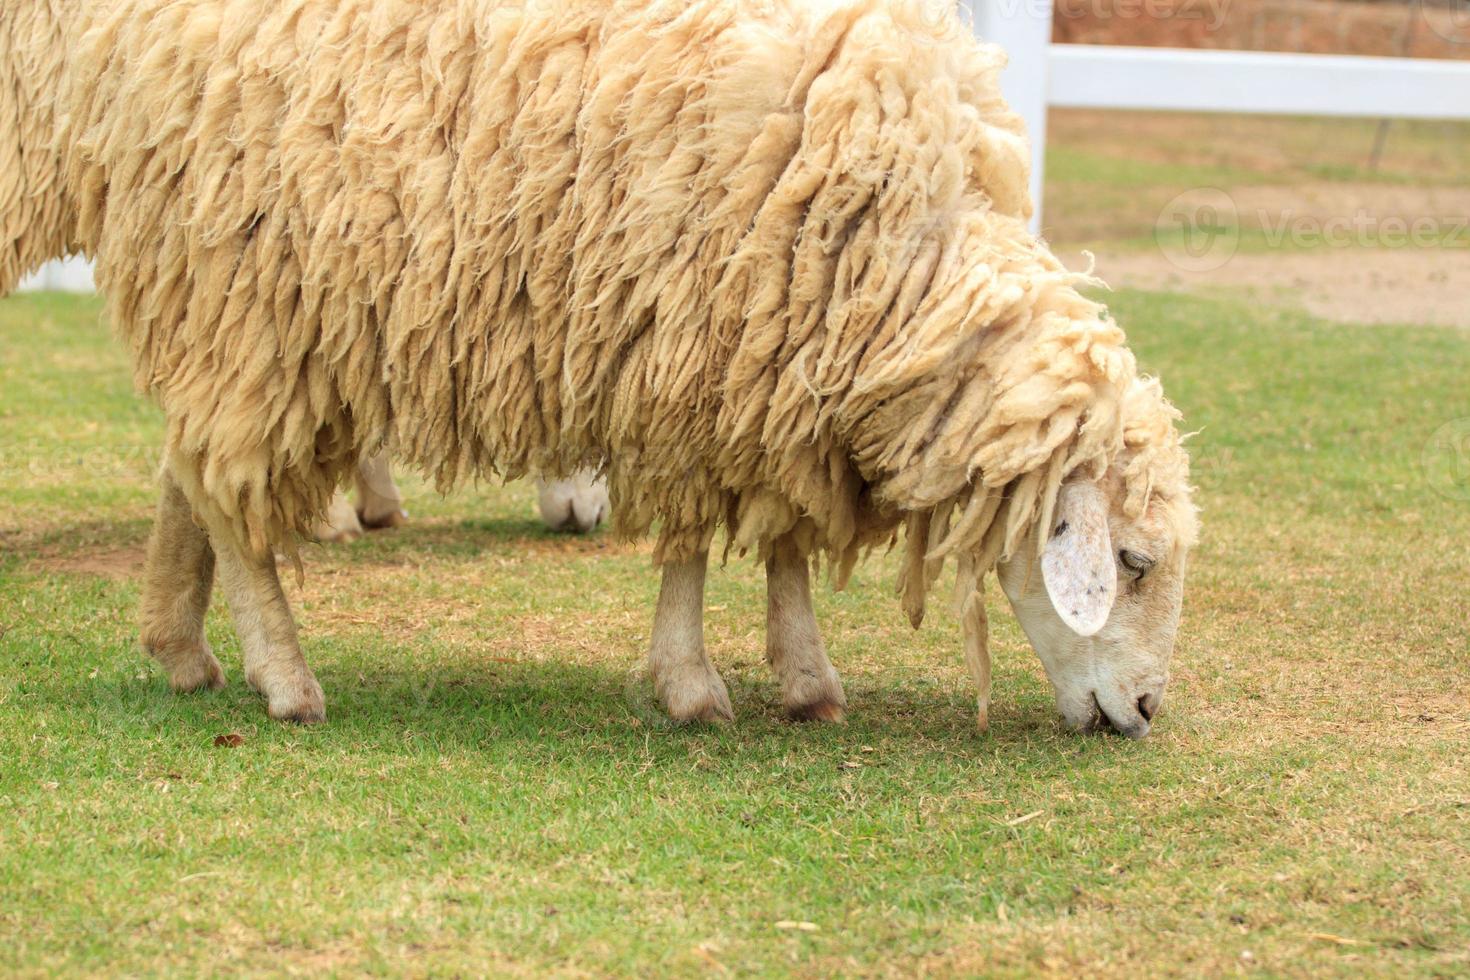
[
  {"xmin": 139, "ymin": 472, "xmax": 225, "ymax": 693},
  {"xmin": 312, "ymin": 491, "xmax": 364, "ymax": 543},
  {"xmin": 354, "ymin": 451, "xmax": 407, "ymax": 529},
  {"xmin": 766, "ymin": 534, "xmax": 847, "ymax": 723},
  {"xmin": 213, "ymin": 534, "xmax": 325, "ymax": 724},
  {"xmin": 649, "ymin": 550, "xmax": 733, "ymax": 723}
]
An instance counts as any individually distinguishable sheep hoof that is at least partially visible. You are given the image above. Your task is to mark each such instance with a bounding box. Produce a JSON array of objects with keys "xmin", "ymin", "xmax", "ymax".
[
  {"xmin": 314, "ymin": 494, "xmax": 365, "ymax": 543},
  {"xmin": 266, "ymin": 683, "xmax": 326, "ymax": 725},
  {"xmin": 164, "ymin": 647, "xmax": 227, "ymax": 693},
  {"xmin": 788, "ymin": 699, "xmax": 846, "ymax": 724},
  {"xmin": 312, "ymin": 522, "xmax": 362, "ymax": 544},
  {"xmin": 251, "ymin": 670, "xmax": 327, "ymax": 724},
  {"xmin": 658, "ymin": 666, "xmax": 734, "ymax": 724},
  {"xmin": 358, "ymin": 507, "xmax": 408, "ymax": 531},
  {"xmin": 778, "ymin": 666, "xmax": 847, "ymax": 723}
]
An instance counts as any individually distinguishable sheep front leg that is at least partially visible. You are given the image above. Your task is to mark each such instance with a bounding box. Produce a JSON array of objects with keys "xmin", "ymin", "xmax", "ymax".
[
  {"xmin": 213, "ymin": 536, "xmax": 326, "ymax": 724},
  {"xmin": 766, "ymin": 535, "xmax": 847, "ymax": 722},
  {"xmin": 139, "ymin": 472, "xmax": 225, "ymax": 693},
  {"xmin": 649, "ymin": 551, "xmax": 733, "ymax": 723}
]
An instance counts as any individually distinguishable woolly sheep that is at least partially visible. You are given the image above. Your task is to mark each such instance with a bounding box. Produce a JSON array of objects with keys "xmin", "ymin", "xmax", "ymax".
[{"xmin": 3, "ymin": 0, "xmax": 1197, "ymax": 734}]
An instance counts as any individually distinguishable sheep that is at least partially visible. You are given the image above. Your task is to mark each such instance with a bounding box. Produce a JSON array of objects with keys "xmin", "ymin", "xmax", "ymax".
[
  {"xmin": 3, "ymin": 0, "xmax": 1196, "ymax": 733},
  {"xmin": 312, "ymin": 452, "xmax": 609, "ymax": 541}
]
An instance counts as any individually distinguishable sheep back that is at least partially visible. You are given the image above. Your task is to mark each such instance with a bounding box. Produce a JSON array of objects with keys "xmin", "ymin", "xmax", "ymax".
[{"xmin": 61, "ymin": 0, "xmax": 1131, "ymax": 569}]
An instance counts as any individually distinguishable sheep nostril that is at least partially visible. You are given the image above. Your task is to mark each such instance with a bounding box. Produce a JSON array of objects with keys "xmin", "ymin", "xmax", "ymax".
[{"xmin": 1136, "ymin": 695, "xmax": 1155, "ymax": 722}]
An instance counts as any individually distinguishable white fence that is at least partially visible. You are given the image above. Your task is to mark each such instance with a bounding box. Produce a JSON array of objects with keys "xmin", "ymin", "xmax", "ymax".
[
  {"xmin": 968, "ymin": 0, "xmax": 1470, "ymax": 230},
  {"xmin": 18, "ymin": 255, "xmax": 95, "ymax": 293},
  {"xmin": 18, "ymin": 1, "xmax": 1470, "ymax": 288}
]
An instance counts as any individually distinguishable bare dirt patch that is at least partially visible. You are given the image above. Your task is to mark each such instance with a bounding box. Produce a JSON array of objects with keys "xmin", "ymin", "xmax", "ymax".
[
  {"xmin": 29, "ymin": 543, "xmax": 147, "ymax": 580},
  {"xmin": 1224, "ymin": 183, "xmax": 1470, "ymax": 231},
  {"xmin": 1062, "ymin": 175, "xmax": 1470, "ymax": 327},
  {"xmin": 1075, "ymin": 247, "xmax": 1470, "ymax": 328}
]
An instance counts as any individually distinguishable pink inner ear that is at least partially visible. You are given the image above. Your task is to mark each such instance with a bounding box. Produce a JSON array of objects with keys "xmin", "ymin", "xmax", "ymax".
[{"xmin": 1041, "ymin": 486, "xmax": 1118, "ymax": 637}]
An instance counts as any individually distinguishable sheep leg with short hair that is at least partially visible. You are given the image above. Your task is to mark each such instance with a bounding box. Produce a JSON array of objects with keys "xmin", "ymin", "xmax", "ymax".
[
  {"xmin": 649, "ymin": 550, "xmax": 733, "ymax": 723},
  {"xmin": 139, "ymin": 469, "xmax": 225, "ymax": 693},
  {"xmin": 213, "ymin": 535, "xmax": 325, "ymax": 724},
  {"xmin": 313, "ymin": 491, "xmax": 365, "ymax": 543},
  {"xmin": 353, "ymin": 451, "xmax": 407, "ymax": 529},
  {"xmin": 765, "ymin": 534, "xmax": 847, "ymax": 722}
]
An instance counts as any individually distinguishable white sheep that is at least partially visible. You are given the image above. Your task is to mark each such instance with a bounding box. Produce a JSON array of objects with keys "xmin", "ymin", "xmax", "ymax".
[{"xmin": 3, "ymin": 0, "xmax": 1196, "ymax": 734}]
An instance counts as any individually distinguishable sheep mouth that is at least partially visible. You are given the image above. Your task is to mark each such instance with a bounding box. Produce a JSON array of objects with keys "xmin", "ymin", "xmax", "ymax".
[{"xmin": 1085, "ymin": 693, "xmax": 1149, "ymax": 740}]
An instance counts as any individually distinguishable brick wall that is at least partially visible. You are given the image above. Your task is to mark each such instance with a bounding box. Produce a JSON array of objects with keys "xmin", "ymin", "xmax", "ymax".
[{"xmin": 1051, "ymin": 0, "xmax": 1470, "ymax": 60}]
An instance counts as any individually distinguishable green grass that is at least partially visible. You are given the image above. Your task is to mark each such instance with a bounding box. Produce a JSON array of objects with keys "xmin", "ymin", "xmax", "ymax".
[{"xmin": 2, "ymin": 291, "xmax": 1468, "ymax": 976}]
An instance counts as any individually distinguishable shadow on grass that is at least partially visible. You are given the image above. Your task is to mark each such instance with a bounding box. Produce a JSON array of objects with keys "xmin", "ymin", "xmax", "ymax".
[
  {"xmin": 31, "ymin": 651, "xmax": 1096, "ymax": 769},
  {"xmin": 4, "ymin": 516, "xmax": 152, "ymax": 558},
  {"xmin": 4, "ymin": 514, "xmax": 639, "ymax": 580},
  {"xmin": 336, "ymin": 515, "xmax": 641, "ymax": 563},
  {"xmin": 6, "ymin": 516, "xmax": 1109, "ymax": 767}
]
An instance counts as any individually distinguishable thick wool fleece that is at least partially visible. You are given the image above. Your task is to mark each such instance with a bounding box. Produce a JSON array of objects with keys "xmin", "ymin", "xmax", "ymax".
[
  {"xmin": 7, "ymin": 0, "xmax": 1182, "ymax": 627},
  {"xmin": 0, "ymin": 0, "xmax": 74, "ymax": 295}
]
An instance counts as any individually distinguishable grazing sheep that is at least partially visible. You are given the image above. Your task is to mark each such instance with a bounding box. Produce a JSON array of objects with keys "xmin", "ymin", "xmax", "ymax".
[
  {"xmin": 4, "ymin": 0, "xmax": 1196, "ymax": 734},
  {"xmin": 312, "ymin": 452, "xmax": 609, "ymax": 541}
]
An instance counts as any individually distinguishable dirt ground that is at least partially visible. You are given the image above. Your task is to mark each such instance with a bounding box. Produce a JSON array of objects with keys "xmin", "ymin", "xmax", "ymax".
[
  {"xmin": 1044, "ymin": 105, "xmax": 1470, "ymax": 331},
  {"xmin": 1073, "ymin": 246, "xmax": 1469, "ymax": 328},
  {"xmin": 1060, "ymin": 179, "xmax": 1470, "ymax": 328}
]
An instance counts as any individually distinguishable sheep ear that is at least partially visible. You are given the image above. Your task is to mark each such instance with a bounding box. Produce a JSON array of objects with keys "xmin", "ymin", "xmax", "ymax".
[{"xmin": 1041, "ymin": 483, "xmax": 1117, "ymax": 637}]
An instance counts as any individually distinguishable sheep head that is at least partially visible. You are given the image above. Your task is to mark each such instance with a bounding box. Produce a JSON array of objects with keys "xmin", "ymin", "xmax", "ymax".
[{"xmin": 995, "ymin": 380, "xmax": 1197, "ymax": 738}]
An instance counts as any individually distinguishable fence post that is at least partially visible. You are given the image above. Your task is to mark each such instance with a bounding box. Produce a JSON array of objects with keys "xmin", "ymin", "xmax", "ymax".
[{"xmin": 964, "ymin": 0, "xmax": 1055, "ymax": 234}]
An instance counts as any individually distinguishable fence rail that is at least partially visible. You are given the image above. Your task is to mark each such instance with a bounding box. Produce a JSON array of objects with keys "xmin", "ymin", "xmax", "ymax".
[{"xmin": 1049, "ymin": 45, "xmax": 1470, "ymax": 119}]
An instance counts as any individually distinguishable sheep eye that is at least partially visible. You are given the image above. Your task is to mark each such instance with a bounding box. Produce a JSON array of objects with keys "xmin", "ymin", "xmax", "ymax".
[{"xmin": 1119, "ymin": 550, "xmax": 1154, "ymax": 577}]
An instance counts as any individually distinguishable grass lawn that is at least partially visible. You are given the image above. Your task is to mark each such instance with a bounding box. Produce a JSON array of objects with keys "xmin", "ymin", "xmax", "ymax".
[{"xmin": 1, "ymin": 285, "xmax": 1467, "ymax": 976}]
